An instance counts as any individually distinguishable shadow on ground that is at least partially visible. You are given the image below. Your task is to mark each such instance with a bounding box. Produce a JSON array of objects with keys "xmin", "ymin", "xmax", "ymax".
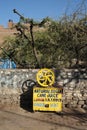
[{"xmin": 20, "ymin": 88, "xmax": 33, "ymax": 112}]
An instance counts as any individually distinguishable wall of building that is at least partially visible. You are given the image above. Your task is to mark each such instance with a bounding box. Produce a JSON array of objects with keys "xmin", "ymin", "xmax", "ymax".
[
  {"xmin": 0, "ymin": 69, "xmax": 87, "ymax": 109},
  {"xmin": 0, "ymin": 21, "xmax": 45, "ymax": 52}
]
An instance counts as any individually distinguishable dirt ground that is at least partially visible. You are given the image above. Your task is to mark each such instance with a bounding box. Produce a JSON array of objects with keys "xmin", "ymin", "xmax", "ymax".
[{"xmin": 0, "ymin": 105, "xmax": 87, "ymax": 130}]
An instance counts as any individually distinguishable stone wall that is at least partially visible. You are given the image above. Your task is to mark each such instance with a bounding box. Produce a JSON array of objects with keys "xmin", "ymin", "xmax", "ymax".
[
  {"xmin": 58, "ymin": 69, "xmax": 87, "ymax": 109},
  {"xmin": 0, "ymin": 69, "xmax": 87, "ymax": 109}
]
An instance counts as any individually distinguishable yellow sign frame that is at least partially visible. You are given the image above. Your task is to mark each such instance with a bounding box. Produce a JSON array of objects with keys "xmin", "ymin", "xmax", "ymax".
[{"xmin": 33, "ymin": 87, "xmax": 63, "ymax": 112}]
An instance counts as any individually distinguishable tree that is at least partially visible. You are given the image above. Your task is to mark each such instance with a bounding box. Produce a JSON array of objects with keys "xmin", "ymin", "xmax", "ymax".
[{"xmin": 1, "ymin": 4, "xmax": 87, "ymax": 69}]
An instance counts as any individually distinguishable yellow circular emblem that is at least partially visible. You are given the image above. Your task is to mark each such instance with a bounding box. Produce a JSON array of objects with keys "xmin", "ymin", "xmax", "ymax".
[{"xmin": 36, "ymin": 68, "xmax": 55, "ymax": 87}]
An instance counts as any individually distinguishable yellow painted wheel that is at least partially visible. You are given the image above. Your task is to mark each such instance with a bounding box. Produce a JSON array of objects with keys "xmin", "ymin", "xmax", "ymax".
[{"xmin": 36, "ymin": 68, "xmax": 55, "ymax": 87}]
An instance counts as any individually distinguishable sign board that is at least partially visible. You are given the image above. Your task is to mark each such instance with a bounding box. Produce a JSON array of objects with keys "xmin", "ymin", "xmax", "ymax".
[{"xmin": 33, "ymin": 87, "xmax": 63, "ymax": 112}]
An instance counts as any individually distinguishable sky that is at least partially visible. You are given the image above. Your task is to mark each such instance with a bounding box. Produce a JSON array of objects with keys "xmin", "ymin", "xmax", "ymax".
[{"xmin": 0, "ymin": 0, "xmax": 86, "ymax": 27}]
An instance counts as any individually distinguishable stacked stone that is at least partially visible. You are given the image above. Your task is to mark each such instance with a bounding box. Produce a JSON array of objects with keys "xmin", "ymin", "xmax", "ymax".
[
  {"xmin": 0, "ymin": 93, "xmax": 20, "ymax": 108},
  {"xmin": 57, "ymin": 69, "xmax": 87, "ymax": 108},
  {"xmin": 63, "ymin": 85, "xmax": 87, "ymax": 108}
]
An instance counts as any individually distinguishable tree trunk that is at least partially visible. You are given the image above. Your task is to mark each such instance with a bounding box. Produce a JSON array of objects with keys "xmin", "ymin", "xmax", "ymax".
[{"xmin": 30, "ymin": 22, "xmax": 41, "ymax": 68}]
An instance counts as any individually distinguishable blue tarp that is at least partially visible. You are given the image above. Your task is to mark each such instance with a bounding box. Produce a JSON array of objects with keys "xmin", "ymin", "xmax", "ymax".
[{"xmin": 0, "ymin": 59, "xmax": 16, "ymax": 69}]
